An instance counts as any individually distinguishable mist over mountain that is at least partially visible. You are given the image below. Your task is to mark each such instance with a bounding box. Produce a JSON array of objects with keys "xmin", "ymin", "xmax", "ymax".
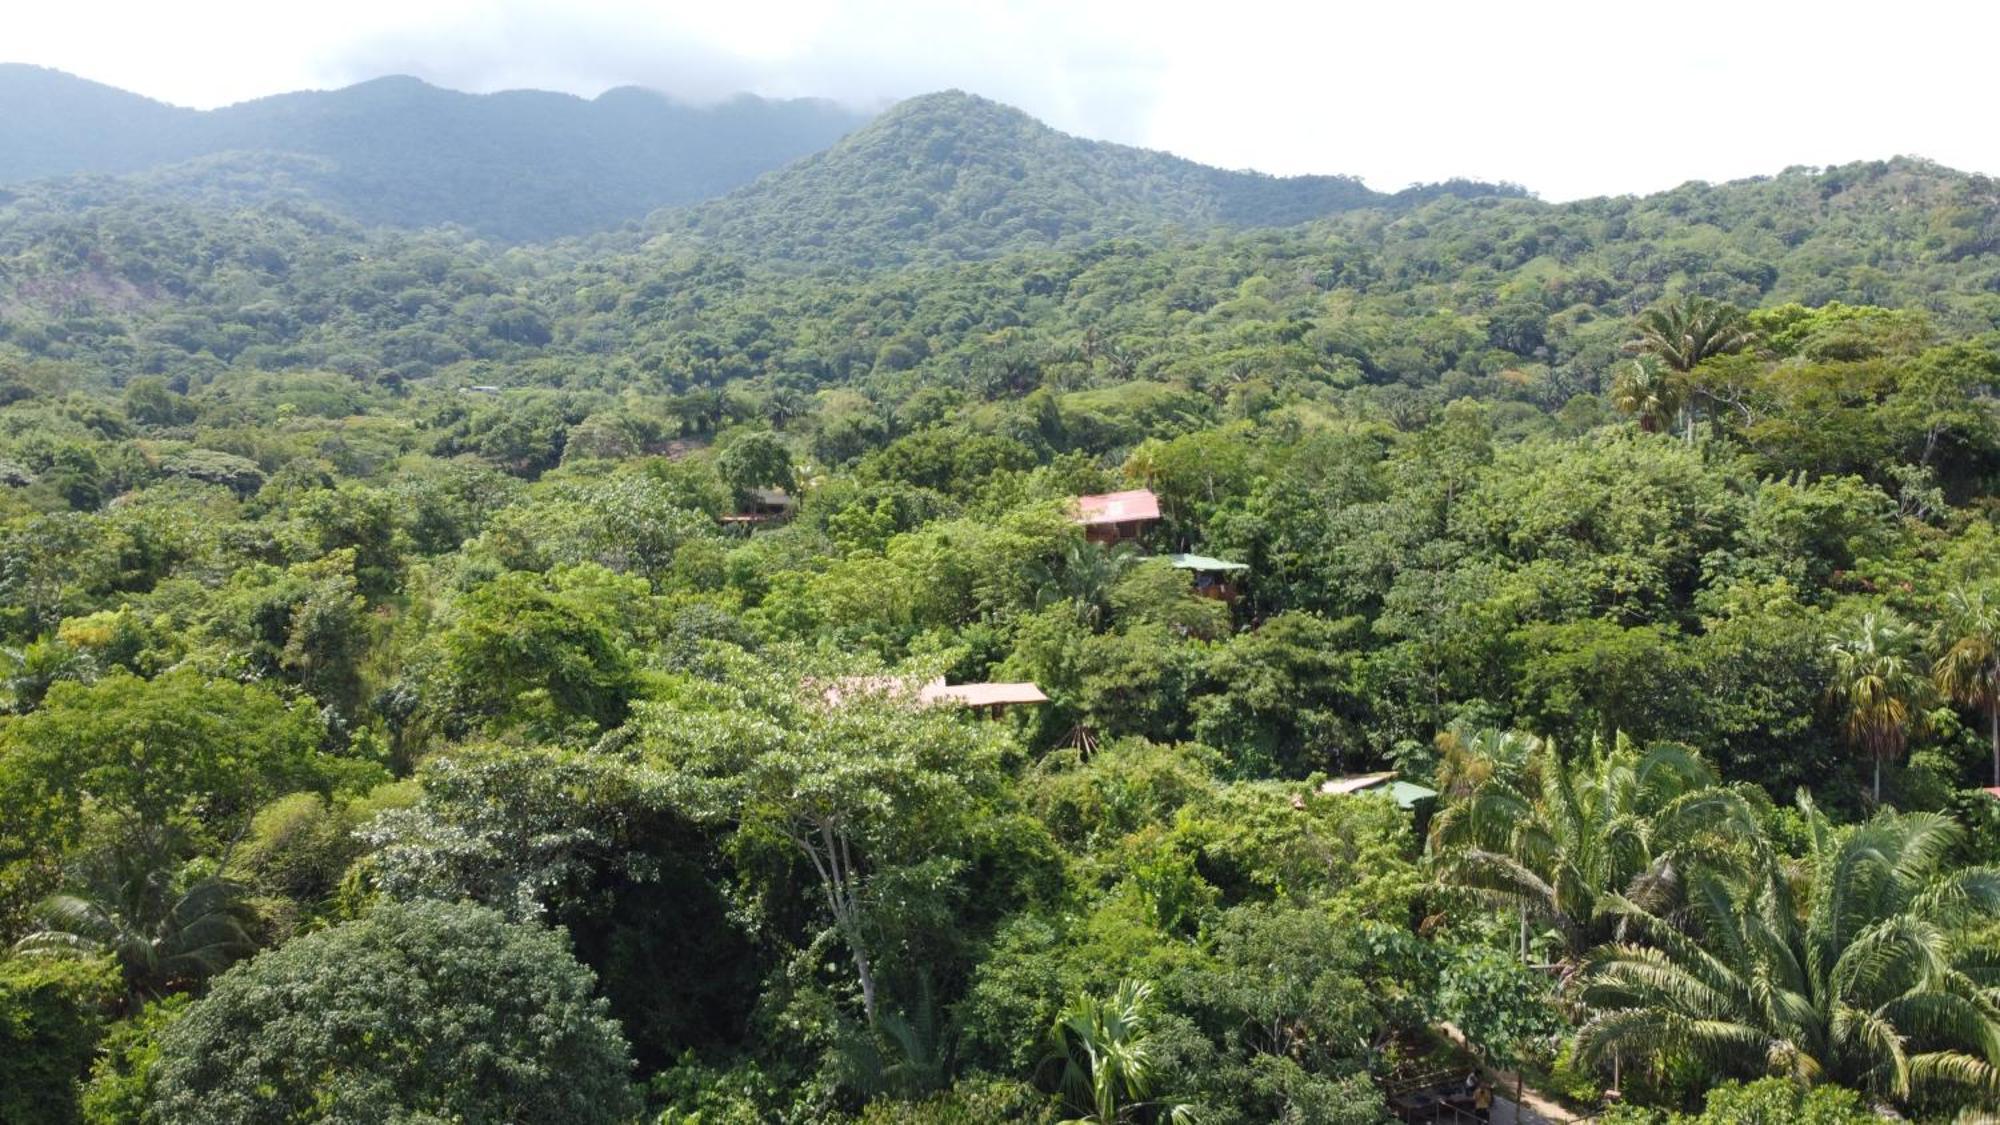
[{"xmin": 0, "ymin": 65, "xmax": 868, "ymax": 241}]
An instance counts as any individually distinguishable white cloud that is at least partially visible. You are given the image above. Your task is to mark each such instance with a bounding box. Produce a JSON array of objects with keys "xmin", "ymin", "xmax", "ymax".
[{"xmin": 10, "ymin": 0, "xmax": 1997, "ymax": 200}]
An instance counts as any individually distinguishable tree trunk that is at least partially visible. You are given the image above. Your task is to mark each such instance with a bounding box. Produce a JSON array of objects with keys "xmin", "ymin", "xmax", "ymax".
[
  {"xmin": 848, "ymin": 925, "xmax": 879, "ymax": 1025},
  {"xmin": 801, "ymin": 820, "xmax": 880, "ymax": 1024},
  {"xmin": 1874, "ymin": 755, "xmax": 1883, "ymax": 804},
  {"xmin": 1989, "ymin": 702, "xmax": 1998, "ymax": 790}
]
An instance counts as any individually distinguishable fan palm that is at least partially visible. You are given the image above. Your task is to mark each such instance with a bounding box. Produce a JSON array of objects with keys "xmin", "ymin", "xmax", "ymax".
[
  {"xmin": 1827, "ymin": 611, "xmax": 1934, "ymax": 803},
  {"xmin": 1623, "ymin": 295, "xmax": 1756, "ymax": 440},
  {"xmin": 13, "ymin": 850, "xmax": 258, "ymax": 1003},
  {"xmin": 1046, "ymin": 979, "xmax": 1195, "ymax": 1124},
  {"xmin": 838, "ymin": 980, "xmax": 957, "ymax": 1100},
  {"xmin": 1430, "ymin": 733, "xmax": 1762, "ymax": 961},
  {"xmin": 1935, "ymin": 584, "xmax": 2000, "ymax": 787},
  {"xmin": 1575, "ymin": 799, "xmax": 2000, "ymax": 1106}
]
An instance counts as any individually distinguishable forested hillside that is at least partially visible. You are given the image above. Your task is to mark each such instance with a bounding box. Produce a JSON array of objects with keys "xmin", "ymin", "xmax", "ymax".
[
  {"xmin": 665, "ymin": 91, "xmax": 1520, "ymax": 267},
  {"xmin": 2, "ymin": 85, "xmax": 2000, "ymax": 1125},
  {"xmin": 0, "ymin": 66, "xmax": 868, "ymax": 240}
]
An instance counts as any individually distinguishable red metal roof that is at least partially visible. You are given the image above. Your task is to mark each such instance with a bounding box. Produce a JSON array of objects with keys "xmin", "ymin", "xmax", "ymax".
[{"xmin": 1074, "ymin": 489, "xmax": 1161, "ymax": 526}]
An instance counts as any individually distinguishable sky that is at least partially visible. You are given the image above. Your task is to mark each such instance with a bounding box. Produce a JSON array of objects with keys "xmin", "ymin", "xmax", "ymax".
[{"xmin": 11, "ymin": 0, "xmax": 1998, "ymax": 201}]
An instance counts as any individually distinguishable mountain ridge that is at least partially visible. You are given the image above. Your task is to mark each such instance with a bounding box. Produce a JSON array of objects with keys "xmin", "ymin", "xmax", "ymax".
[
  {"xmin": 3, "ymin": 70, "xmax": 1526, "ymax": 253},
  {"xmin": 0, "ymin": 64, "xmax": 871, "ymax": 241},
  {"xmin": 666, "ymin": 90, "xmax": 1527, "ymax": 267}
]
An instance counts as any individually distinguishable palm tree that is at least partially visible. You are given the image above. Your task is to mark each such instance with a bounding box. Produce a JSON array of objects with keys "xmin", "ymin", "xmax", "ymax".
[
  {"xmin": 1433, "ymin": 725, "xmax": 1543, "ymax": 802},
  {"xmin": 1609, "ymin": 357, "xmax": 1686, "ymax": 436},
  {"xmin": 1046, "ymin": 979, "xmax": 1194, "ymax": 1124},
  {"xmin": 1031, "ymin": 540, "xmax": 1142, "ymax": 630},
  {"xmin": 1575, "ymin": 799, "xmax": 2000, "ymax": 1107},
  {"xmin": 1430, "ymin": 732, "xmax": 1762, "ymax": 961},
  {"xmin": 838, "ymin": 979, "xmax": 956, "ymax": 1100},
  {"xmin": 1935, "ymin": 584, "xmax": 2000, "ymax": 787},
  {"xmin": 1623, "ymin": 295, "xmax": 1756, "ymax": 441},
  {"xmin": 13, "ymin": 849, "xmax": 259, "ymax": 1003},
  {"xmin": 1827, "ymin": 611, "xmax": 1935, "ymax": 803}
]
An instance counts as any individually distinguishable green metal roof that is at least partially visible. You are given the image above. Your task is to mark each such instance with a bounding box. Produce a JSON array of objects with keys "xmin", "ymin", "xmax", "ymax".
[
  {"xmin": 1385, "ymin": 781, "xmax": 1439, "ymax": 809},
  {"xmin": 1168, "ymin": 553, "xmax": 1249, "ymax": 572}
]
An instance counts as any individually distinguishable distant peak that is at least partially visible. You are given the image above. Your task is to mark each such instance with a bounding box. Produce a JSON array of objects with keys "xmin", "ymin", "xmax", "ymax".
[
  {"xmin": 850, "ymin": 90, "xmax": 1049, "ymax": 146},
  {"xmin": 338, "ymin": 74, "xmax": 439, "ymax": 94}
]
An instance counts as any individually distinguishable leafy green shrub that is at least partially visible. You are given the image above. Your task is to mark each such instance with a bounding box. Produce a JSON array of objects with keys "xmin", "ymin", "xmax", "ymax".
[
  {"xmin": 1599, "ymin": 1077, "xmax": 1876, "ymax": 1124},
  {"xmin": 0, "ymin": 955, "xmax": 121, "ymax": 1125},
  {"xmin": 146, "ymin": 900, "xmax": 639, "ymax": 1123}
]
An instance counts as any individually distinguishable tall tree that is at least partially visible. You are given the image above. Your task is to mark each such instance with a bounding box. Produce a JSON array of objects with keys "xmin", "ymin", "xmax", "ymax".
[
  {"xmin": 640, "ymin": 659, "xmax": 1011, "ymax": 1025},
  {"xmin": 1610, "ymin": 357, "xmax": 1686, "ymax": 435},
  {"xmin": 1935, "ymin": 584, "xmax": 2000, "ymax": 787},
  {"xmin": 145, "ymin": 900, "xmax": 639, "ymax": 1124},
  {"xmin": 1827, "ymin": 611, "xmax": 1934, "ymax": 803},
  {"xmin": 1624, "ymin": 295, "xmax": 1756, "ymax": 440},
  {"xmin": 715, "ymin": 430, "xmax": 797, "ymax": 509}
]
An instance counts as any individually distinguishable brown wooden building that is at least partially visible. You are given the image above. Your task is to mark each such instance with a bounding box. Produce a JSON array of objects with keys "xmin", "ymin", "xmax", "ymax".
[
  {"xmin": 1074, "ymin": 489, "xmax": 1161, "ymax": 545},
  {"xmin": 1169, "ymin": 553, "xmax": 1248, "ymax": 601},
  {"xmin": 721, "ymin": 487, "xmax": 796, "ymax": 531}
]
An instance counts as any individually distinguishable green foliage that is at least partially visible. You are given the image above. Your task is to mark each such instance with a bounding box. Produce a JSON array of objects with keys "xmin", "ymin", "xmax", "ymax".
[
  {"xmin": 14, "ymin": 850, "xmax": 258, "ymax": 1002},
  {"xmin": 638, "ymin": 663, "xmax": 1032, "ymax": 1025},
  {"xmin": 77, "ymin": 995, "xmax": 186, "ymax": 1125},
  {"xmin": 431, "ymin": 563, "xmax": 652, "ymax": 739},
  {"xmin": 1, "ymin": 81, "xmax": 1999, "ymax": 1123},
  {"xmin": 855, "ymin": 1076, "xmax": 1056, "ymax": 1123},
  {"xmin": 1045, "ymin": 979, "xmax": 1194, "ymax": 1124},
  {"xmin": 1436, "ymin": 945, "xmax": 1562, "ymax": 1070},
  {"xmin": 1827, "ymin": 610, "xmax": 1936, "ymax": 801},
  {"xmin": 0, "ymin": 669, "xmax": 368, "ymax": 924},
  {"xmin": 1431, "ymin": 734, "xmax": 1764, "ymax": 959},
  {"xmin": 146, "ymin": 900, "xmax": 639, "ymax": 1123},
  {"xmin": 1601, "ymin": 1077, "xmax": 1877, "ymax": 1124},
  {"xmin": 228, "ymin": 791, "xmax": 377, "ymax": 925},
  {"xmin": 156, "ymin": 449, "xmax": 263, "ymax": 495},
  {"xmin": 717, "ymin": 430, "xmax": 798, "ymax": 508},
  {"xmin": 360, "ymin": 744, "xmax": 667, "ymax": 921},
  {"xmin": 0, "ymin": 954, "xmax": 120, "ymax": 1125},
  {"xmin": 1576, "ymin": 799, "xmax": 2000, "ymax": 1107}
]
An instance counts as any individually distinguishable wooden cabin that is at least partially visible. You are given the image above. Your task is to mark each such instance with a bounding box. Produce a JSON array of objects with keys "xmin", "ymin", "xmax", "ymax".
[
  {"xmin": 721, "ymin": 487, "xmax": 796, "ymax": 531},
  {"xmin": 1169, "ymin": 553, "xmax": 1248, "ymax": 601},
  {"xmin": 1074, "ymin": 489, "xmax": 1161, "ymax": 545}
]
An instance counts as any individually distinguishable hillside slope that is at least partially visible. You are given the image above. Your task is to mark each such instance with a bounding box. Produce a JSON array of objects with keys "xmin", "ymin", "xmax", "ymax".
[
  {"xmin": 670, "ymin": 91, "xmax": 1524, "ymax": 267},
  {"xmin": 0, "ymin": 66, "xmax": 200, "ymax": 181}
]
